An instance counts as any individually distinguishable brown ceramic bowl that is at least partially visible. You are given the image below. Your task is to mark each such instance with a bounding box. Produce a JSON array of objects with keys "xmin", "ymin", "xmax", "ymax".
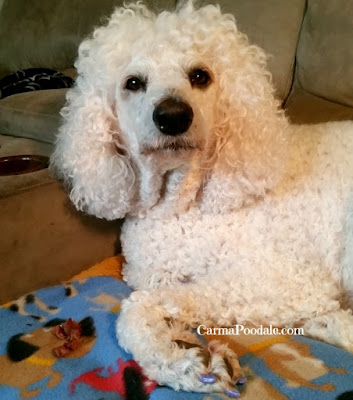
[{"xmin": 0, "ymin": 155, "xmax": 49, "ymax": 176}]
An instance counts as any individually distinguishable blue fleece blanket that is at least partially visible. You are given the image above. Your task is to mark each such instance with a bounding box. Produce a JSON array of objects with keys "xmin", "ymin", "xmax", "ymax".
[{"xmin": 0, "ymin": 277, "xmax": 352, "ymax": 400}]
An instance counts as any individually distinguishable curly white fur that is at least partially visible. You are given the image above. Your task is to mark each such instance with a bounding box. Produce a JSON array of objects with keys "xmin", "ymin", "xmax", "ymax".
[{"xmin": 51, "ymin": 1, "xmax": 353, "ymax": 395}]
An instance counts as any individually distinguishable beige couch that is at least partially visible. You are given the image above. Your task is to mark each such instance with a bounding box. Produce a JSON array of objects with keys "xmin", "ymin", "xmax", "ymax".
[{"xmin": 1, "ymin": 0, "xmax": 352, "ymax": 303}]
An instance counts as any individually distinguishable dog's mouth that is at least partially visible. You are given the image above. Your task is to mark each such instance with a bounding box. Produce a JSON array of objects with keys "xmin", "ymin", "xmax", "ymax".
[{"xmin": 141, "ymin": 139, "xmax": 199, "ymax": 156}]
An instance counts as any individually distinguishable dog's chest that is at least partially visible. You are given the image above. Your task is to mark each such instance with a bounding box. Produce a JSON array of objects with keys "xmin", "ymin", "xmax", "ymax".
[{"xmin": 121, "ymin": 182, "xmax": 349, "ymax": 289}]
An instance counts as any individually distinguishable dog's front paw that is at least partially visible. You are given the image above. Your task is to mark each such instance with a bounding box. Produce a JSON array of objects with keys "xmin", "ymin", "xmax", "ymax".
[
  {"xmin": 117, "ymin": 290, "xmax": 246, "ymax": 397},
  {"xmin": 173, "ymin": 339, "xmax": 246, "ymax": 397}
]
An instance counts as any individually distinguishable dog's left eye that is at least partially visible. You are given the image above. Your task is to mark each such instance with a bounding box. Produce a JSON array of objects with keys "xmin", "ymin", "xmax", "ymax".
[
  {"xmin": 188, "ymin": 68, "xmax": 211, "ymax": 89},
  {"xmin": 124, "ymin": 76, "xmax": 146, "ymax": 91}
]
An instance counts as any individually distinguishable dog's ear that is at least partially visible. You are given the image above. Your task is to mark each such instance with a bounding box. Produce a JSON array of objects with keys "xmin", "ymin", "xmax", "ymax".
[
  {"xmin": 50, "ymin": 5, "xmax": 156, "ymax": 219},
  {"xmin": 7, "ymin": 334, "xmax": 39, "ymax": 362},
  {"xmin": 201, "ymin": 9, "xmax": 288, "ymax": 209},
  {"xmin": 50, "ymin": 83, "xmax": 136, "ymax": 220}
]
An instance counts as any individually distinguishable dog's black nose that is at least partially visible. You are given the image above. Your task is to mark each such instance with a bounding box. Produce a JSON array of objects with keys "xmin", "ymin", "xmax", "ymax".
[{"xmin": 153, "ymin": 97, "xmax": 193, "ymax": 136}]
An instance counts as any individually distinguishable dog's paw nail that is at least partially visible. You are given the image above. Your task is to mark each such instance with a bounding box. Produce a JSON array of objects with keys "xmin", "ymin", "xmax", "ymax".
[
  {"xmin": 236, "ymin": 376, "xmax": 246, "ymax": 385},
  {"xmin": 199, "ymin": 374, "xmax": 216, "ymax": 384},
  {"xmin": 225, "ymin": 389, "xmax": 241, "ymax": 398}
]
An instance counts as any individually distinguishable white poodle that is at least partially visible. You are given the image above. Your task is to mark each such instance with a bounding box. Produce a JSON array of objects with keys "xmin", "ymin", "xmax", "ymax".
[{"xmin": 51, "ymin": 1, "xmax": 353, "ymax": 397}]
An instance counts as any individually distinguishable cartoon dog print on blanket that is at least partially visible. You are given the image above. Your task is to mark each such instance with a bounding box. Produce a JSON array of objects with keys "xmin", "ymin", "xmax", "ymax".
[{"xmin": 0, "ymin": 317, "xmax": 96, "ymax": 398}]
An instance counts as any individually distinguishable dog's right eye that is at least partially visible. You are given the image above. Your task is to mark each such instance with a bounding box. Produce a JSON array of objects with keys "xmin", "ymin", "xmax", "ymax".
[{"xmin": 124, "ymin": 76, "xmax": 145, "ymax": 92}]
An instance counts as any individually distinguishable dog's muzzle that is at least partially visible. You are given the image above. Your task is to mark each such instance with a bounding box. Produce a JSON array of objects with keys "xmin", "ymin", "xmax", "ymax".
[{"xmin": 153, "ymin": 97, "xmax": 193, "ymax": 136}]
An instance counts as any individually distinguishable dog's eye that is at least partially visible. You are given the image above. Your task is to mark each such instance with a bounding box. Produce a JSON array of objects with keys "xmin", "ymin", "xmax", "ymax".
[
  {"xmin": 124, "ymin": 76, "xmax": 146, "ymax": 91},
  {"xmin": 188, "ymin": 68, "xmax": 211, "ymax": 89}
]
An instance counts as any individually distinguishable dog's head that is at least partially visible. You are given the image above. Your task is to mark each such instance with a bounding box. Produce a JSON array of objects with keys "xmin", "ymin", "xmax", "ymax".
[{"xmin": 51, "ymin": 1, "xmax": 288, "ymax": 219}]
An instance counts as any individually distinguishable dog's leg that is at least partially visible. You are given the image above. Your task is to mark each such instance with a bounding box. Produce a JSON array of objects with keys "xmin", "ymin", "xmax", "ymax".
[
  {"xmin": 303, "ymin": 309, "xmax": 353, "ymax": 352},
  {"xmin": 116, "ymin": 287, "xmax": 244, "ymax": 396},
  {"xmin": 46, "ymin": 369, "xmax": 62, "ymax": 389},
  {"xmin": 20, "ymin": 387, "xmax": 41, "ymax": 398}
]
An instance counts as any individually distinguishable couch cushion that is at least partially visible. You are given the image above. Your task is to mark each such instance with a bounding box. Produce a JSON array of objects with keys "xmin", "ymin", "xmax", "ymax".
[
  {"xmin": 296, "ymin": 0, "xmax": 353, "ymax": 107},
  {"xmin": 204, "ymin": 0, "xmax": 306, "ymax": 102},
  {"xmin": 0, "ymin": 89, "xmax": 67, "ymax": 144},
  {"xmin": 0, "ymin": 129, "xmax": 120, "ymax": 305},
  {"xmin": 284, "ymin": 84, "xmax": 353, "ymax": 124},
  {"xmin": 0, "ymin": 0, "xmax": 176, "ymax": 75},
  {"xmin": 0, "ymin": 179, "xmax": 121, "ymax": 303}
]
